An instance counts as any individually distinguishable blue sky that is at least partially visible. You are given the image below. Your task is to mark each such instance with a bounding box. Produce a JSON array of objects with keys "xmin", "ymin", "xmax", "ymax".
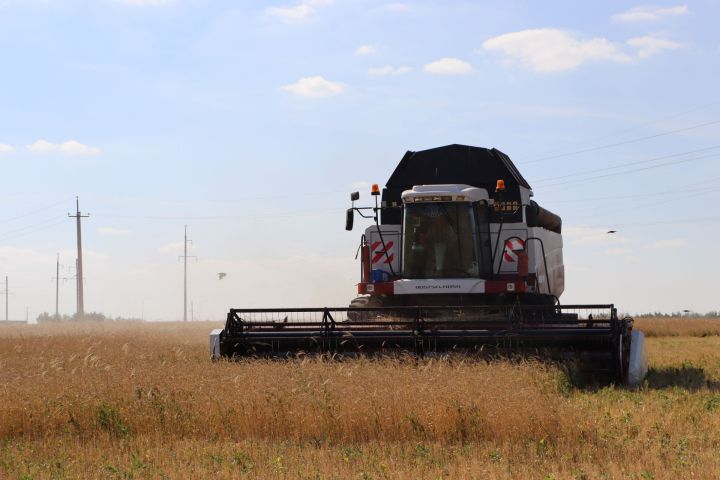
[{"xmin": 0, "ymin": 0, "xmax": 718, "ymax": 320}]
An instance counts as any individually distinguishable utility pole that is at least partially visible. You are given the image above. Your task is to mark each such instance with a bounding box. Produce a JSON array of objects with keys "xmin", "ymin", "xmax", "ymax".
[
  {"xmin": 68, "ymin": 197, "xmax": 89, "ymax": 319},
  {"xmin": 178, "ymin": 225, "xmax": 196, "ymax": 322},
  {"xmin": 0, "ymin": 276, "xmax": 15, "ymax": 322},
  {"xmin": 55, "ymin": 253, "xmax": 60, "ymax": 318},
  {"xmin": 75, "ymin": 259, "xmax": 80, "ymax": 316},
  {"xmin": 52, "ymin": 254, "xmax": 71, "ymax": 319},
  {"xmin": 184, "ymin": 226, "xmax": 188, "ymax": 322}
]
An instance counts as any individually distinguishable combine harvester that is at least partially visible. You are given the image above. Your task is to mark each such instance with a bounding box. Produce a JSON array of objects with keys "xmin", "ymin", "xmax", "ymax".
[{"xmin": 211, "ymin": 145, "xmax": 648, "ymax": 386}]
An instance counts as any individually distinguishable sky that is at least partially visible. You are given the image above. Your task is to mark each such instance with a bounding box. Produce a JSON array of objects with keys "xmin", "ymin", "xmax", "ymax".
[{"xmin": 0, "ymin": 0, "xmax": 718, "ymax": 320}]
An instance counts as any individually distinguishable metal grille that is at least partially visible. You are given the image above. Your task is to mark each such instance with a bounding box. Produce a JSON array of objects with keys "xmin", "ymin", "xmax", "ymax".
[{"xmin": 224, "ymin": 304, "xmax": 618, "ymax": 332}]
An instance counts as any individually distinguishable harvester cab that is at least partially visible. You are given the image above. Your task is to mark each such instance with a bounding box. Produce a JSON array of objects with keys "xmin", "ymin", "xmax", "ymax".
[
  {"xmin": 213, "ymin": 145, "xmax": 648, "ymax": 387},
  {"xmin": 347, "ymin": 145, "xmax": 564, "ymax": 310}
]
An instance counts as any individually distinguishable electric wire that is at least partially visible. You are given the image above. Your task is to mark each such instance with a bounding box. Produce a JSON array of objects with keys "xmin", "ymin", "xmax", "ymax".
[
  {"xmin": 548, "ymin": 179, "xmax": 720, "ymax": 204},
  {"xmin": 531, "ymin": 145, "xmax": 720, "ymax": 184},
  {"xmin": 539, "ymin": 152, "xmax": 720, "ymax": 188},
  {"xmin": 585, "ymin": 216, "xmax": 720, "ymax": 229},
  {"xmin": 0, "ymin": 218, "xmax": 67, "ymax": 244},
  {"xmin": 521, "ymin": 101, "xmax": 720, "ymax": 162},
  {"xmin": 519, "ymin": 119, "xmax": 720, "ymax": 165},
  {"xmin": 0, "ymin": 216, "xmax": 67, "ymax": 241},
  {"xmin": 93, "ymin": 209, "xmax": 343, "ymax": 221},
  {"xmin": 569, "ymin": 187, "xmax": 719, "ymax": 224},
  {"xmin": 0, "ymin": 197, "xmax": 74, "ymax": 224}
]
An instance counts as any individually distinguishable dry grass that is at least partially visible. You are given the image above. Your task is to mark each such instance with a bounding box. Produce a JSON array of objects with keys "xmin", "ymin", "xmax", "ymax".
[
  {"xmin": 634, "ymin": 316, "xmax": 720, "ymax": 337},
  {"xmin": 1, "ymin": 320, "xmax": 720, "ymax": 479}
]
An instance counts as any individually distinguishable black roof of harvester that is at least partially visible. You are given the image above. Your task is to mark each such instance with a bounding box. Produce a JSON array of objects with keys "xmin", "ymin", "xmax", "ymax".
[
  {"xmin": 381, "ymin": 144, "xmax": 531, "ymax": 224},
  {"xmin": 386, "ymin": 144, "xmax": 530, "ymax": 190}
]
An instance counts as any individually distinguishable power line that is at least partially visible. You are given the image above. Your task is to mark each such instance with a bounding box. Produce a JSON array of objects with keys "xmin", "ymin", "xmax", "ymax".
[
  {"xmin": 94, "ymin": 189, "xmax": 352, "ymax": 211},
  {"xmin": 539, "ymin": 152, "xmax": 720, "ymax": 188},
  {"xmin": 0, "ymin": 219, "xmax": 66, "ymax": 244},
  {"xmin": 569, "ymin": 186, "xmax": 719, "ymax": 224},
  {"xmin": 548, "ymin": 178, "xmax": 720, "ymax": 204},
  {"xmin": 0, "ymin": 197, "xmax": 74, "ymax": 225},
  {"xmin": 522, "ymin": 101, "xmax": 720, "ymax": 162},
  {"xmin": 519, "ymin": 119, "xmax": 720, "ymax": 165},
  {"xmin": 0, "ymin": 216, "xmax": 65, "ymax": 240},
  {"xmin": 532, "ymin": 145, "xmax": 720, "ymax": 185},
  {"xmin": 93, "ymin": 208, "xmax": 343, "ymax": 221},
  {"xmin": 585, "ymin": 216, "xmax": 720, "ymax": 229}
]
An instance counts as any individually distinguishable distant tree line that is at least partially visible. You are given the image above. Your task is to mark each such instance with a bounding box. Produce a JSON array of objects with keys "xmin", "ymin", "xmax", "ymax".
[
  {"xmin": 36, "ymin": 312, "xmax": 143, "ymax": 323},
  {"xmin": 633, "ymin": 311, "xmax": 720, "ymax": 318}
]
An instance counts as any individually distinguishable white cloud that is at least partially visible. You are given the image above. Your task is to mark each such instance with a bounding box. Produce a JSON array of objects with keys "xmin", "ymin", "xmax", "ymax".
[
  {"xmin": 612, "ymin": 4, "xmax": 688, "ymax": 22},
  {"xmin": 26, "ymin": 139, "xmax": 57, "ymax": 154},
  {"xmin": 368, "ymin": 65, "xmax": 412, "ymax": 76},
  {"xmin": 0, "ymin": 246, "xmax": 52, "ymax": 264},
  {"xmin": 627, "ymin": 35, "xmax": 683, "ymax": 59},
  {"xmin": 59, "ymin": 140, "xmax": 101, "ymax": 155},
  {"xmin": 605, "ymin": 247, "xmax": 634, "ymax": 256},
  {"xmin": 350, "ymin": 181, "xmax": 370, "ymax": 189},
  {"xmin": 26, "ymin": 139, "xmax": 100, "ymax": 156},
  {"xmin": 115, "ymin": 0, "xmax": 172, "ymax": 5},
  {"xmin": 483, "ymin": 29, "xmax": 632, "ymax": 72},
  {"xmin": 384, "ymin": 3, "xmax": 410, "ymax": 12},
  {"xmin": 266, "ymin": 0, "xmax": 333, "ymax": 23},
  {"xmin": 649, "ymin": 238, "xmax": 687, "ymax": 249},
  {"xmin": 0, "ymin": 144, "xmax": 14, "ymax": 153},
  {"xmin": 356, "ymin": 45, "xmax": 377, "ymax": 56},
  {"xmin": 280, "ymin": 76, "xmax": 346, "ymax": 97},
  {"xmin": 423, "ymin": 58, "xmax": 473, "ymax": 75},
  {"xmin": 266, "ymin": 4, "xmax": 313, "ymax": 22},
  {"xmin": 98, "ymin": 227, "xmax": 131, "ymax": 236},
  {"xmin": 59, "ymin": 247, "xmax": 108, "ymax": 260},
  {"xmin": 158, "ymin": 241, "xmax": 194, "ymax": 254}
]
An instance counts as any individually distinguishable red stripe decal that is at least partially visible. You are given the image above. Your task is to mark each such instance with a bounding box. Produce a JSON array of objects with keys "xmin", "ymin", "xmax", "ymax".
[{"xmin": 372, "ymin": 241, "xmax": 394, "ymax": 264}]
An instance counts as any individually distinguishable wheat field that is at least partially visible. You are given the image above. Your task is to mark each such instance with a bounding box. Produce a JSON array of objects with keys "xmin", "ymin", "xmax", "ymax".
[{"xmin": 1, "ymin": 318, "xmax": 720, "ymax": 479}]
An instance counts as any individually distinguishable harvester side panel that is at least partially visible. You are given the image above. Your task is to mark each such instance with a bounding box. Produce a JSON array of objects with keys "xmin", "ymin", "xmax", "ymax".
[
  {"xmin": 527, "ymin": 227, "xmax": 564, "ymax": 297},
  {"xmin": 365, "ymin": 225, "xmax": 401, "ymax": 277},
  {"xmin": 492, "ymin": 226, "xmax": 528, "ymax": 274}
]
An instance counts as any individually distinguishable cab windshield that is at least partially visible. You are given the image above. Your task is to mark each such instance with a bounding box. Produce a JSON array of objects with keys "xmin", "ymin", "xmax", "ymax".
[{"xmin": 402, "ymin": 202, "xmax": 479, "ymax": 279}]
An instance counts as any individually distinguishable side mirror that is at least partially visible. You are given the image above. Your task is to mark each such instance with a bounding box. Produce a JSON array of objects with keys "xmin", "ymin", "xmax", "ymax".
[
  {"xmin": 345, "ymin": 208, "xmax": 354, "ymax": 231},
  {"xmin": 350, "ymin": 191, "xmax": 360, "ymax": 202}
]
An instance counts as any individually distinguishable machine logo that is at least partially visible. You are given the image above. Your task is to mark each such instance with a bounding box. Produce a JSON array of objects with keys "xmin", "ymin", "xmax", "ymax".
[
  {"xmin": 371, "ymin": 241, "xmax": 395, "ymax": 264},
  {"xmin": 503, "ymin": 238, "xmax": 525, "ymax": 263}
]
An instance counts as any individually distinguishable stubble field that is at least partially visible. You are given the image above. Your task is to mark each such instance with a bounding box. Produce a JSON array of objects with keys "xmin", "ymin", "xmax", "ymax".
[{"xmin": 1, "ymin": 318, "xmax": 720, "ymax": 479}]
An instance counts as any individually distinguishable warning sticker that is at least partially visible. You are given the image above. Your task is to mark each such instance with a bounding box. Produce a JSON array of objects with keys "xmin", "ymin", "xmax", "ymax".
[
  {"xmin": 503, "ymin": 238, "xmax": 525, "ymax": 263},
  {"xmin": 371, "ymin": 241, "xmax": 395, "ymax": 265}
]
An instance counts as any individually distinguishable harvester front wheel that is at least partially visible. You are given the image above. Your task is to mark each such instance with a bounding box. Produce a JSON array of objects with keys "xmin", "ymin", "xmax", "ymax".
[
  {"xmin": 347, "ymin": 295, "xmax": 386, "ymax": 321},
  {"xmin": 614, "ymin": 320, "xmax": 632, "ymax": 385}
]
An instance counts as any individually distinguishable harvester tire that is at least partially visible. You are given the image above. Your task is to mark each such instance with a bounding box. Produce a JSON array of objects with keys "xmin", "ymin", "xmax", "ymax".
[
  {"xmin": 619, "ymin": 322, "xmax": 632, "ymax": 385},
  {"xmin": 347, "ymin": 296, "xmax": 385, "ymax": 321}
]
